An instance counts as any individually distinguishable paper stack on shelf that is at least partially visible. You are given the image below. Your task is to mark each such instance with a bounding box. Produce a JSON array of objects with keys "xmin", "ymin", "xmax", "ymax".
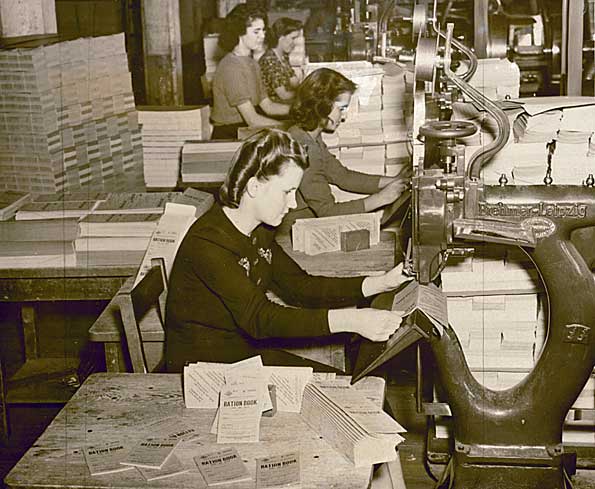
[
  {"xmin": 448, "ymin": 294, "xmax": 540, "ymax": 372},
  {"xmin": 138, "ymin": 105, "xmax": 211, "ymax": 189},
  {"xmin": 181, "ymin": 140, "xmax": 242, "ymax": 183},
  {"xmin": 0, "ymin": 216, "xmax": 78, "ymax": 268},
  {"xmin": 75, "ymin": 188, "xmax": 213, "ymax": 268},
  {"xmin": 0, "ymin": 34, "xmax": 144, "ymax": 193},
  {"xmin": 513, "ymin": 110, "xmax": 562, "ymax": 143},
  {"xmin": 15, "ymin": 191, "xmax": 108, "ymax": 221}
]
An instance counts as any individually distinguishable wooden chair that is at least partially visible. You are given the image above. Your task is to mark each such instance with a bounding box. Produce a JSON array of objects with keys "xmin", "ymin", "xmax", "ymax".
[{"xmin": 115, "ymin": 258, "xmax": 168, "ymax": 373}]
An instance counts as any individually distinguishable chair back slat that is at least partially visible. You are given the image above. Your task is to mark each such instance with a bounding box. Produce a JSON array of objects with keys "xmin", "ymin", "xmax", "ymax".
[{"xmin": 119, "ymin": 260, "xmax": 168, "ymax": 373}]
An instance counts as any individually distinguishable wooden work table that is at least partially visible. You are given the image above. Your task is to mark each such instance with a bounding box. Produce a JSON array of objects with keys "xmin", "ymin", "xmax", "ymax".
[{"xmin": 4, "ymin": 373, "xmax": 385, "ymax": 489}]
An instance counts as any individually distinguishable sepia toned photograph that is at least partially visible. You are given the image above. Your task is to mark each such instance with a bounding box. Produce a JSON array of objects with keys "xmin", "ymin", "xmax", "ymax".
[{"xmin": 0, "ymin": 1, "xmax": 594, "ymax": 488}]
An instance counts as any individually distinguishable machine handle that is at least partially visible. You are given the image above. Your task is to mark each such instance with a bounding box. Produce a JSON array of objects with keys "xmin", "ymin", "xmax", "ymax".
[{"xmin": 419, "ymin": 120, "xmax": 477, "ymax": 140}]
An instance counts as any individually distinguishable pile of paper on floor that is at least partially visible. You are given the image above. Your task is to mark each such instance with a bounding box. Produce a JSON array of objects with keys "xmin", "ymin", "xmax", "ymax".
[{"xmin": 301, "ymin": 378, "xmax": 405, "ymax": 466}]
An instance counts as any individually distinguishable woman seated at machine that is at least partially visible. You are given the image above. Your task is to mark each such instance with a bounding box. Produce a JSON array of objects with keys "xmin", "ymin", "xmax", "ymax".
[
  {"xmin": 283, "ymin": 68, "xmax": 410, "ymax": 228},
  {"xmin": 165, "ymin": 129, "xmax": 410, "ymax": 372},
  {"xmin": 258, "ymin": 17, "xmax": 303, "ymax": 103},
  {"xmin": 210, "ymin": 5, "xmax": 290, "ymax": 140}
]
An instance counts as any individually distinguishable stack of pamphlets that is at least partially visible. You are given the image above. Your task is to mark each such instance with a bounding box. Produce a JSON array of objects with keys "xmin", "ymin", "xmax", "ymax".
[
  {"xmin": 301, "ymin": 379, "xmax": 406, "ymax": 467},
  {"xmin": 291, "ymin": 212, "xmax": 382, "ymax": 256}
]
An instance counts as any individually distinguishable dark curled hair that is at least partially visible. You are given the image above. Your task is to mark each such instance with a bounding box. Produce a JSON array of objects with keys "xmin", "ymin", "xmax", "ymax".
[
  {"xmin": 218, "ymin": 4, "xmax": 268, "ymax": 53},
  {"xmin": 219, "ymin": 129, "xmax": 309, "ymax": 208},
  {"xmin": 290, "ymin": 68, "xmax": 357, "ymax": 132},
  {"xmin": 266, "ymin": 17, "xmax": 303, "ymax": 47}
]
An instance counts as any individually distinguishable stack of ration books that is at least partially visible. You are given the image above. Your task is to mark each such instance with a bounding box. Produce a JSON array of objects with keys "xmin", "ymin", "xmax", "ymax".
[
  {"xmin": 291, "ymin": 211, "xmax": 382, "ymax": 256},
  {"xmin": 82, "ymin": 415, "xmax": 197, "ymax": 480},
  {"xmin": 0, "ymin": 33, "xmax": 143, "ymax": 193},
  {"xmin": 137, "ymin": 106, "xmax": 212, "ymax": 189},
  {"xmin": 184, "ymin": 355, "xmax": 405, "ymax": 467}
]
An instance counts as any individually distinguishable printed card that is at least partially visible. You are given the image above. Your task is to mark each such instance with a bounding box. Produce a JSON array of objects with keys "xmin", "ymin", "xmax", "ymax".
[{"xmin": 256, "ymin": 452, "xmax": 301, "ymax": 488}]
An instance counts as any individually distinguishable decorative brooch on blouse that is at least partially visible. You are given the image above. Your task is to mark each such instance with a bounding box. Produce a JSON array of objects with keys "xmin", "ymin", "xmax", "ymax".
[
  {"xmin": 238, "ymin": 257, "xmax": 250, "ymax": 276},
  {"xmin": 258, "ymin": 247, "xmax": 272, "ymax": 264}
]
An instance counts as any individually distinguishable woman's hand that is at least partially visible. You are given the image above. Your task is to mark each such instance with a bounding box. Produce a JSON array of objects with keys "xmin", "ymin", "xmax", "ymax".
[
  {"xmin": 364, "ymin": 177, "xmax": 410, "ymax": 212},
  {"xmin": 377, "ymin": 178, "xmax": 410, "ymax": 206},
  {"xmin": 328, "ymin": 308, "xmax": 405, "ymax": 342},
  {"xmin": 361, "ymin": 262, "xmax": 413, "ymax": 297}
]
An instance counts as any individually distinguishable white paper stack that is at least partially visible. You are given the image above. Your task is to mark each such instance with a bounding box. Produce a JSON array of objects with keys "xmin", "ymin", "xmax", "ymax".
[
  {"xmin": 181, "ymin": 140, "xmax": 242, "ymax": 183},
  {"xmin": 466, "ymin": 58, "xmax": 520, "ymax": 101},
  {"xmin": 138, "ymin": 106, "xmax": 211, "ymax": 188},
  {"xmin": 301, "ymin": 379, "xmax": 405, "ymax": 466},
  {"xmin": 0, "ymin": 34, "xmax": 144, "ymax": 193}
]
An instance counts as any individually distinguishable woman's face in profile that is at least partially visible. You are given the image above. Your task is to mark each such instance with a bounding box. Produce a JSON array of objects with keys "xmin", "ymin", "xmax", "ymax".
[
  {"xmin": 252, "ymin": 162, "xmax": 303, "ymax": 227},
  {"xmin": 324, "ymin": 92, "xmax": 352, "ymax": 132},
  {"xmin": 278, "ymin": 30, "xmax": 301, "ymax": 54},
  {"xmin": 240, "ymin": 18, "xmax": 266, "ymax": 52}
]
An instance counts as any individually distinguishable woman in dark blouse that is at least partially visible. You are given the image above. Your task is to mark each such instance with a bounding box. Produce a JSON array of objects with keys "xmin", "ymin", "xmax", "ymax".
[{"xmin": 165, "ymin": 129, "xmax": 409, "ymax": 372}]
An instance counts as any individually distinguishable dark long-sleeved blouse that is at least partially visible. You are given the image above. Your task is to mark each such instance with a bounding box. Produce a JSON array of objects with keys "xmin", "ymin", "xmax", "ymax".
[{"xmin": 165, "ymin": 202, "xmax": 365, "ymax": 371}]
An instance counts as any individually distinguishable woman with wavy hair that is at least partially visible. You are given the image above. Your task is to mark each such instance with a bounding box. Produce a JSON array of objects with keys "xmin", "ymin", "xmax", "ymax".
[
  {"xmin": 165, "ymin": 129, "xmax": 409, "ymax": 371},
  {"xmin": 210, "ymin": 4, "xmax": 289, "ymax": 140},
  {"xmin": 284, "ymin": 68, "xmax": 410, "ymax": 227},
  {"xmin": 258, "ymin": 17, "xmax": 303, "ymax": 103}
]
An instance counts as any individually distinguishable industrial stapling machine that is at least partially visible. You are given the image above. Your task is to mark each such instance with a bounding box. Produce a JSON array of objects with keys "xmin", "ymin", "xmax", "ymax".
[{"xmin": 354, "ymin": 9, "xmax": 595, "ymax": 489}]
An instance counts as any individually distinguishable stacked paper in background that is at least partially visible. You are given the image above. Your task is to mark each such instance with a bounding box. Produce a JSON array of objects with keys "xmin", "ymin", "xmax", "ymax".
[
  {"xmin": 512, "ymin": 102, "xmax": 595, "ymax": 185},
  {"xmin": 464, "ymin": 58, "xmax": 520, "ymax": 100},
  {"xmin": 74, "ymin": 191, "xmax": 180, "ymax": 265},
  {"xmin": 468, "ymin": 99, "xmax": 595, "ymax": 185},
  {"xmin": 382, "ymin": 69, "xmax": 412, "ymax": 178},
  {"xmin": 438, "ymin": 243, "xmax": 594, "ymax": 445},
  {"xmin": 302, "ymin": 61, "xmax": 410, "ymax": 203},
  {"xmin": 138, "ymin": 106, "xmax": 212, "ymax": 189},
  {"xmin": 15, "ymin": 191, "xmax": 108, "ymax": 221},
  {"xmin": 0, "ymin": 33, "xmax": 144, "ymax": 193},
  {"xmin": 0, "ymin": 190, "xmax": 31, "ymax": 220},
  {"xmin": 181, "ymin": 140, "xmax": 242, "ymax": 183},
  {"xmin": 202, "ymin": 34, "xmax": 225, "ymax": 98}
]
